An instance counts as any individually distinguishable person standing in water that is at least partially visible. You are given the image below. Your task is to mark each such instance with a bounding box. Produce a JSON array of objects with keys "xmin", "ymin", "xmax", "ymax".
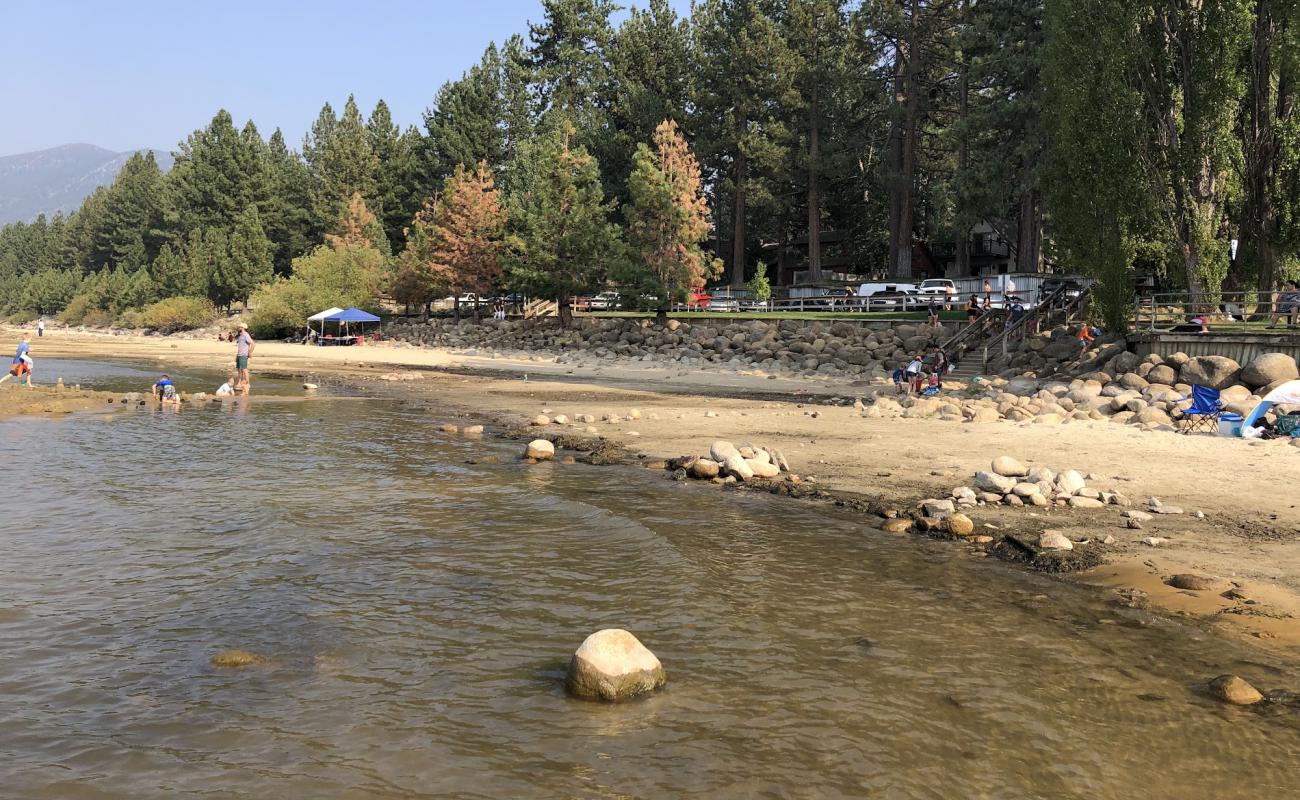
[{"xmin": 234, "ymin": 322, "xmax": 255, "ymax": 395}]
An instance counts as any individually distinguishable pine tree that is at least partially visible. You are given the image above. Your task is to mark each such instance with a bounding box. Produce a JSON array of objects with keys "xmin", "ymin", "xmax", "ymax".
[
  {"xmin": 369, "ymin": 99, "xmax": 422, "ymax": 248},
  {"xmin": 169, "ymin": 110, "xmax": 273, "ymax": 234},
  {"xmin": 505, "ymin": 119, "xmax": 622, "ymax": 325},
  {"xmin": 306, "ymin": 95, "xmax": 380, "ymax": 230},
  {"xmin": 622, "ymin": 120, "xmax": 719, "ymax": 312},
  {"xmin": 604, "ymin": 0, "xmax": 694, "ymax": 210},
  {"xmin": 430, "ymin": 161, "xmax": 509, "ymax": 315},
  {"xmin": 529, "ymin": 0, "xmax": 618, "ymax": 116},
  {"xmin": 264, "ymin": 128, "xmax": 320, "ymax": 274},
  {"xmin": 500, "ymin": 34, "xmax": 537, "ymax": 168},
  {"xmin": 215, "ymin": 207, "xmax": 274, "ymax": 308},
  {"xmin": 151, "ymin": 242, "xmax": 206, "ymax": 298},
  {"xmin": 694, "ymin": 0, "xmax": 797, "ymax": 286},
  {"xmin": 327, "ymin": 193, "xmax": 390, "ymax": 255},
  {"xmin": 423, "ymin": 44, "xmax": 506, "ymax": 182}
]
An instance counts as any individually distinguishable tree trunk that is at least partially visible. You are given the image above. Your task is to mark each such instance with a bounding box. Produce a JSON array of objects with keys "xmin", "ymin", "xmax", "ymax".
[
  {"xmin": 557, "ymin": 292, "xmax": 572, "ymax": 327},
  {"xmin": 954, "ymin": 0, "xmax": 970, "ymax": 279},
  {"xmin": 886, "ymin": 38, "xmax": 907, "ymax": 276},
  {"xmin": 731, "ymin": 117, "xmax": 748, "ymax": 288},
  {"xmin": 1016, "ymin": 189, "xmax": 1042, "ymax": 273},
  {"xmin": 807, "ymin": 92, "xmax": 823, "ymax": 283},
  {"xmin": 889, "ymin": 0, "xmax": 920, "ymax": 278}
]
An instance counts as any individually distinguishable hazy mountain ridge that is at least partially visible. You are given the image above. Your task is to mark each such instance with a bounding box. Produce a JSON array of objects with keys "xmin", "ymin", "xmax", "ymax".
[{"xmin": 0, "ymin": 143, "xmax": 174, "ymax": 225}]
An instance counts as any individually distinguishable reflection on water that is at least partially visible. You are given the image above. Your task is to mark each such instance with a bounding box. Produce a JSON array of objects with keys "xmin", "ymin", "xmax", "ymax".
[{"xmin": 1, "ymin": 363, "xmax": 1298, "ymax": 798}]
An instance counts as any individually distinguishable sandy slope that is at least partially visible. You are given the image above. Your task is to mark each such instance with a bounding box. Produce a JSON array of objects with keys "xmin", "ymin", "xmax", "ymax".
[{"xmin": 9, "ymin": 326, "xmax": 1300, "ymax": 657}]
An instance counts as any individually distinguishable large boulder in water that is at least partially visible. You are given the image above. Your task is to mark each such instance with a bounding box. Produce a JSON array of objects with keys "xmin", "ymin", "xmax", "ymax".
[
  {"xmin": 1241, "ymin": 352, "xmax": 1298, "ymax": 389},
  {"xmin": 525, "ymin": 440, "xmax": 555, "ymax": 460},
  {"xmin": 1208, "ymin": 674, "xmax": 1263, "ymax": 705},
  {"xmin": 1179, "ymin": 356, "xmax": 1241, "ymax": 390},
  {"xmin": 565, "ymin": 629, "xmax": 666, "ymax": 702}
]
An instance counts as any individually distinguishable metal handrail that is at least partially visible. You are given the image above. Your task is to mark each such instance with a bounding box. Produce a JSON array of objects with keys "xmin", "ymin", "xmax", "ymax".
[
  {"xmin": 1133, "ymin": 290, "xmax": 1299, "ymax": 331},
  {"xmin": 977, "ymin": 283, "xmax": 1081, "ymax": 369}
]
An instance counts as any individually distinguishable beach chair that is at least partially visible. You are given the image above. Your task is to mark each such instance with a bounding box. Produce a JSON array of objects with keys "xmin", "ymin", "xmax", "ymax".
[{"xmin": 1177, "ymin": 385, "xmax": 1222, "ymax": 434}]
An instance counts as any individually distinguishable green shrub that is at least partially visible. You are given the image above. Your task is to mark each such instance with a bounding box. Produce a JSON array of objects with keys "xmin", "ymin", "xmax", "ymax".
[
  {"xmin": 139, "ymin": 296, "xmax": 218, "ymax": 334},
  {"xmin": 59, "ymin": 295, "xmax": 96, "ymax": 326},
  {"xmin": 82, "ymin": 308, "xmax": 112, "ymax": 328},
  {"xmin": 8, "ymin": 309, "xmax": 37, "ymax": 325},
  {"xmin": 116, "ymin": 309, "xmax": 143, "ymax": 329},
  {"xmin": 245, "ymin": 286, "xmax": 301, "ymax": 338}
]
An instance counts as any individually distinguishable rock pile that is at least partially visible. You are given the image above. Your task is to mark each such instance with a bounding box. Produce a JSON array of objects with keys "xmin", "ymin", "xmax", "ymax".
[
  {"xmin": 666, "ymin": 440, "xmax": 793, "ymax": 483},
  {"xmin": 931, "ymin": 457, "xmax": 1131, "ymax": 511},
  {"xmin": 864, "ymin": 349, "xmax": 1300, "ymax": 434},
  {"xmin": 385, "ymin": 316, "xmax": 948, "ymax": 378}
]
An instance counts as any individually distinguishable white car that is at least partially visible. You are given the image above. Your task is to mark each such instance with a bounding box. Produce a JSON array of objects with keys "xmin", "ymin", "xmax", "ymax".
[
  {"xmin": 587, "ymin": 291, "xmax": 620, "ymax": 310},
  {"xmin": 918, "ymin": 278, "xmax": 957, "ymax": 296}
]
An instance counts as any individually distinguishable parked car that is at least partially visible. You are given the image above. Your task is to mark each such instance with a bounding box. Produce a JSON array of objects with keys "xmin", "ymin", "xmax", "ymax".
[
  {"xmin": 687, "ymin": 289, "xmax": 712, "ymax": 309},
  {"xmin": 869, "ymin": 289, "xmax": 923, "ymax": 311},
  {"xmin": 918, "ymin": 278, "xmax": 957, "ymax": 296},
  {"xmin": 1039, "ymin": 277, "xmax": 1084, "ymax": 302},
  {"xmin": 740, "ymin": 297, "xmax": 771, "ymax": 311},
  {"xmin": 708, "ymin": 296, "xmax": 740, "ymax": 312},
  {"xmin": 586, "ymin": 291, "xmax": 621, "ymax": 311}
]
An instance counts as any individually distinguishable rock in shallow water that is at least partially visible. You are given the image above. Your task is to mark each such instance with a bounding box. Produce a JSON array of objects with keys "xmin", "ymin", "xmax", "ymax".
[
  {"xmin": 565, "ymin": 629, "xmax": 666, "ymax": 702},
  {"xmin": 525, "ymin": 439, "xmax": 555, "ymax": 460},
  {"xmin": 211, "ymin": 649, "xmax": 266, "ymax": 668},
  {"xmin": 1209, "ymin": 674, "xmax": 1263, "ymax": 705}
]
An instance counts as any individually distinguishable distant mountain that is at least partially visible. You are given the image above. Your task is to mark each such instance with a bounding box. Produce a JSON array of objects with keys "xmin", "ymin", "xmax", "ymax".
[{"xmin": 0, "ymin": 143, "xmax": 175, "ymax": 225}]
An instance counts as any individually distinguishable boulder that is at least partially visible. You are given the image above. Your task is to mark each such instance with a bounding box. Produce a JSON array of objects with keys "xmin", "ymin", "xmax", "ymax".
[
  {"xmin": 974, "ymin": 471, "xmax": 1017, "ymax": 493},
  {"xmin": 1069, "ymin": 496, "xmax": 1105, "ymax": 509},
  {"xmin": 991, "ymin": 455, "xmax": 1029, "ymax": 477},
  {"xmin": 722, "ymin": 454, "xmax": 754, "ymax": 480},
  {"xmin": 525, "ymin": 439, "xmax": 555, "ymax": 460},
  {"xmin": 1146, "ymin": 364, "xmax": 1177, "ymax": 386},
  {"xmin": 1012, "ymin": 482, "xmax": 1041, "ymax": 498},
  {"xmin": 747, "ymin": 459, "xmax": 780, "ymax": 478},
  {"xmin": 689, "ymin": 459, "xmax": 721, "ymax": 479},
  {"xmin": 945, "ymin": 513, "xmax": 975, "ymax": 537},
  {"xmin": 710, "ymin": 440, "xmax": 741, "ymax": 462},
  {"xmin": 881, "ymin": 518, "xmax": 913, "ymax": 533},
  {"xmin": 462, "ymin": 425, "xmax": 484, "ymax": 435},
  {"xmin": 1056, "ymin": 470, "xmax": 1086, "ymax": 495},
  {"xmin": 1179, "ymin": 355, "xmax": 1241, "ymax": 390},
  {"xmin": 1208, "ymin": 674, "xmax": 1263, "ymax": 706},
  {"xmin": 922, "ymin": 498, "xmax": 956, "ymax": 518},
  {"xmin": 1038, "ymin": 531, "xmax": 1074, "ymax": 550},
  {"xmin": 531, "ymin": 414, "xmax": 552, "ymax": 426},
  {"xmin": 1119, "ymin": 372, "xmax": 1149, "ymax": 391},
  {"xmin": 565, "ymin": 629, "xmax": 666, "ymax": 702},
  {"xmin": 1241, "ymin": 352, "xmax": 1299, "ymax": 388}
]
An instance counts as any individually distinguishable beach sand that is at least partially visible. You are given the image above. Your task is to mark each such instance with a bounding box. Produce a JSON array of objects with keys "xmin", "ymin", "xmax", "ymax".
[{"xmin": 9, "ymin": 326, "xmax": 1300, "ymax": 657}]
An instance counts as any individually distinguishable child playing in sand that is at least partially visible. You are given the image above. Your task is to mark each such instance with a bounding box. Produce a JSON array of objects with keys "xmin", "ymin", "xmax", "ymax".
[
  {"xmin": 215, "ymin": 375, "xmax": 236, "ymax": 396},
  {"xmin": 892, "ymin": 364, "xmax": 906, "ymax": 394}
]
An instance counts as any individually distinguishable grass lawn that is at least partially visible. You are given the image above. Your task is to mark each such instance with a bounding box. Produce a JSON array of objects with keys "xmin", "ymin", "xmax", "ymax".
[{"xmin": 582, "ymin": 310, "xmax": 971, "ymax": 322}]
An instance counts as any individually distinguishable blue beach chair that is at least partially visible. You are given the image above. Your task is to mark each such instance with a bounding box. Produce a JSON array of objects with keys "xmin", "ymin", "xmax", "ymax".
[{"xmin": 1178, "ymin": 385, "xmax": 1222, "ymax": 434}]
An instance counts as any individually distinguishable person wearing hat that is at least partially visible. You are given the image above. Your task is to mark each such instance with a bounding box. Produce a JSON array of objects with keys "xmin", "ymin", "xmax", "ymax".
[{"xmin": 234, "ymin": 322, "xmax": 255, "ymax": 395}]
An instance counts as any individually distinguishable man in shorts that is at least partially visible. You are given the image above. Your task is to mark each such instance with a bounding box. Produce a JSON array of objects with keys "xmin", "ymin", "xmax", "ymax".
[
  {"xmin": 234, "ymin": 322, "xmax": 255, "ymax": 395},
  {"xmin": 1270, "ymin": 280, "xmax": 1300, "ymax": 328}
]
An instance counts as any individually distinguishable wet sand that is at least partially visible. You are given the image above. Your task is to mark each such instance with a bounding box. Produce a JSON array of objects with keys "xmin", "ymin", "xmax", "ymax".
[{"xmin": 11, "ymin": 326, "xmax": 1300, "ymax": 658}]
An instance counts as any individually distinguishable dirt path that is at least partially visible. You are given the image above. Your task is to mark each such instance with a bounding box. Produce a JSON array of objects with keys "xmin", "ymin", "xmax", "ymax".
[{"xmin": 10, "ymin": 327, "xmax": 1300, "ymax": 658}]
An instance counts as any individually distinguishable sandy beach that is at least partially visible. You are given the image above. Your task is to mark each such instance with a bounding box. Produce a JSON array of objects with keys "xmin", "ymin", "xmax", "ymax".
[{"xmin": 8, "ymin": 326, "xmax": 1300, "ymax": 657}]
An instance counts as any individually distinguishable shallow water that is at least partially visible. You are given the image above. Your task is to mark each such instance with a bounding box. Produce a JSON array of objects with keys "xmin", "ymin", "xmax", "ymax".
[{"xmin": 2, "ymin": 361, "xmax": 1299, "ymax": 798}]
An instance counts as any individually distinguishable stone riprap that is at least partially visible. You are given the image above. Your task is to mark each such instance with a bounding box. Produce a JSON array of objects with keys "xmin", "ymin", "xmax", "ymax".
[{"xmin": 385, "ymin": 316, "xmax": 947, "ymax": 378}]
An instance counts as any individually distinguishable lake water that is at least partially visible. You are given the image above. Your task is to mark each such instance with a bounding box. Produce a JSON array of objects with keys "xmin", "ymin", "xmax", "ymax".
[{"xmin": 2, "ymin": 359, "xmax": 1299, "ymax": 798}]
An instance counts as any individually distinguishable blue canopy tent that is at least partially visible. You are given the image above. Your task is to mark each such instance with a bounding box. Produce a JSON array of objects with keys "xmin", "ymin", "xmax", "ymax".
[{"xmin": 315, "ymin": 307, "xmax": 382, "ymax": 344}]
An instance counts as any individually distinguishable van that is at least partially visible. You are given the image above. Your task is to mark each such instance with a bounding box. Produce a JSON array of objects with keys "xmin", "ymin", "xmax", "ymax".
[{"xmin": 856, "ymin": 282, "xmax": 918, "ymax": 297}]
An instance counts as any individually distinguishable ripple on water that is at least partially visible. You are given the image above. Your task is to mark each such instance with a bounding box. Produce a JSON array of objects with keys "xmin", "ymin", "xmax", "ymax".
[{"xmin": 0, "ymin": 381, "xmax": 1298, "ymax": 798}]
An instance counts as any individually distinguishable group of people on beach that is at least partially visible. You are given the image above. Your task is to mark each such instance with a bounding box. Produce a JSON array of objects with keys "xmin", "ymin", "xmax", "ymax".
[
  {"xmin": 150, "ymin": 322, "xmax": 256, "ymax": 402},
  {"xmin": 2, "ymin": 320, "xmax": 256, "ymax": 400},
  {"xmin": 892, "ymin": 347, "xmax": 949, "ymax": 396}
]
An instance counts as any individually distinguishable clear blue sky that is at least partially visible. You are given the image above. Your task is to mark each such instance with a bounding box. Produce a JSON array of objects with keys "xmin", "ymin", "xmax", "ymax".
[{"xmin": 1, "ymin": 0, "xmax": 685, "ymax": 157}]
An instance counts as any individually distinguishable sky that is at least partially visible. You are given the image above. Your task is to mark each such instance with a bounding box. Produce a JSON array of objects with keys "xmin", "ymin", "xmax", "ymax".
[{"xmin": 0, "ymin": 0, "xmax": 686, "ymax": 157}]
